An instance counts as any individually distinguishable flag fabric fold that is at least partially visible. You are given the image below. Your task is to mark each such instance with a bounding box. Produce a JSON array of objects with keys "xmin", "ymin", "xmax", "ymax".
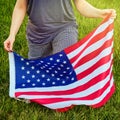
[{"xmin": 8, "ymin": 16, "xmax": 115, "ymax": 112}]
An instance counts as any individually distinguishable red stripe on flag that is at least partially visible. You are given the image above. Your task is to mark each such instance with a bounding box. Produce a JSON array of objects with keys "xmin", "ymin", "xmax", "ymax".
[
  {"xmin": 76, "ymin": 54, "xmax": 113, "ymax": 80},
  {"xmin": 73, "ymin": 38, "xmax": 113, "ymax": 69},
  {"xmin": 91, "ymin": 84, "xmax": 115, "ymax": 108}
]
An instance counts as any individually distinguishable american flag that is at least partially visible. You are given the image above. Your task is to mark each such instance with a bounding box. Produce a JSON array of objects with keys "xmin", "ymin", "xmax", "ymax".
[{"xmin": 9, "ymin": 16, "xmax": 115, "ymax": 112}]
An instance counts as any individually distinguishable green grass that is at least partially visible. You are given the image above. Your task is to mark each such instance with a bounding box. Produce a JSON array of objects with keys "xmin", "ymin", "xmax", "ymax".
[{"xmin": 0, "ymin": 0, "xmax": 120, "ymax": 120}]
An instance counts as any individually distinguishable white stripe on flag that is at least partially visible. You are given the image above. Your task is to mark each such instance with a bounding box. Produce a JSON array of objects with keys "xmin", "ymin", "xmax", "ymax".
[
  {"xmin": 75, "ymin": 46, "xmax": 112, "ymax": 74},
  {"xmin": 42, "ymin": 78, "xmax": 114, "ymax": 109},
  {"xmin": 9, "ymin": 52, "xmax": 16, "ymax": 98}
]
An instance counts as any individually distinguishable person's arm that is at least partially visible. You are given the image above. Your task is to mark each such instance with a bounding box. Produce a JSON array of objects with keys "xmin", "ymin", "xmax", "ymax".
[
  {"xmin": 4, "ymin": 0, "xmax": 27, "ymax": 52},
  {"xmin": 74, "ymin": 0, "xmax": 116, "ymax": 19}
]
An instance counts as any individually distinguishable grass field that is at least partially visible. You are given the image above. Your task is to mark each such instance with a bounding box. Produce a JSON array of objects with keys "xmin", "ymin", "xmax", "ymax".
[{"xmin": 0, "ymin": 0, "xmax": 120, "ymax": 120}]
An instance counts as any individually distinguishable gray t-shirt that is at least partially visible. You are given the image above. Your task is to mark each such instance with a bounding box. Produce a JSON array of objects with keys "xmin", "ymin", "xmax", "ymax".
[{"xmin": 26, "ymin": 0, "xmax": 77, "ymax": 44}]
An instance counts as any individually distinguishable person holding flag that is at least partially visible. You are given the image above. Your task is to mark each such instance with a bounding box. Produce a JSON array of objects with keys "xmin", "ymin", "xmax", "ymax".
[
  {"xmin": 4, "ymin": 0, "xmax": 116, "ymax": 59},
  {"xmin": 4, "ymin": 0, "xmax": 116, "ymax": 112}
]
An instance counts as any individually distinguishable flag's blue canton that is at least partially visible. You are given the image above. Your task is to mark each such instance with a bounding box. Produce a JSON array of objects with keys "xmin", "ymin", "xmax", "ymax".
[{"xmin": 14, "ymin": 51, "xmax": 77, "ymax": 88}]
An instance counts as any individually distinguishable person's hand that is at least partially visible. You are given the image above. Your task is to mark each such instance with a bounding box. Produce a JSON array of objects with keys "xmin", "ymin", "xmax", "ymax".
[
  {"xmin": 101, "ymin": 9, "xmax": 116, "ymax": 19},
  {"xmin": 4, "ymin": 36, "xmax": 15, "ymax": 52}
]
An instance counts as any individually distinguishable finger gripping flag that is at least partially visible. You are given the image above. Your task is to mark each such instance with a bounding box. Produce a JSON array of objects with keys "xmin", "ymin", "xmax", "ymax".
[{"xmin": 9, "ymin": 16, "xmax": 115, "ymax": 112}]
